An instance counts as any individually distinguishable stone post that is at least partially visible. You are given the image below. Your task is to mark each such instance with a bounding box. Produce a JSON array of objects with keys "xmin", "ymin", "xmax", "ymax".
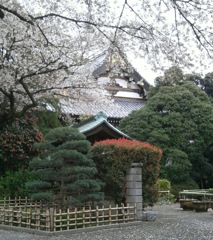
[{"xmin": 126, "ymin": 163, "xmax": 143, "ymax": 221}]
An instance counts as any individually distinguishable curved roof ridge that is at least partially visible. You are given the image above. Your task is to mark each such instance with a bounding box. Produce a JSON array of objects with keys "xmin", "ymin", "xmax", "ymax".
[{"xmin": 77, "ymin": 112, "xmax": 131, "ymax": 139}]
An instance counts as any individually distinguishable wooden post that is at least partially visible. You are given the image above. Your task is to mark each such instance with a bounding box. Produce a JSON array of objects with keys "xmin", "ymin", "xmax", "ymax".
[
  {"xmin": 49, "ymin": 207, "xmax": 54, "ymax": 232},
  {"xmin": 102, "ymin": 205, "xmax": 104, "ymax": 224},
  {"xmin": 45, "ymin": 208, "xmax": 50, "ymax": 231},
  {"xmin": 115, "ymin": 204, "xmax": 118, "ymax": 223},
  {"xmin": 89, "ymin": 205, "xmax": 92, "ymax": 225},
  {"xmin": 59, "ymin": 209, "xmax": 62, "ymax": 231},
  {"xmin": 134, "ymin": 203, "xmax": 137, "ymax": 221},
  {"xmin": 74, "ymin": 207, "xmax": 77, "ymax": 229},
  {"xmin": 37, "ymin": 205, "xmax": 40, "ymax": 230},
  {"xmin": 82, "ymin": 206, "xmax": 85, "ymax": 228},
  {"xmin": 67, "ymin": 208, "xmax": 70, "ymax": 230},
  {"xmin": 109, "ymin": 205, "xmax": 111, "ymax": 224},
  {"xmin": 96, "ymin": 205, "xmax": 99, "ymax": 226},
  {"xmin": 122, "ymin": 203, "xmax": 125, "ymax": 222},
  {"xmin": 17, "ymin": 207, "xmax": 22, "ymax": 227},
  {"xmin": 126, "ymin": 203, "xmax": 130, "ymax": 221},
  {"xmin": 9, "ymin": 208, "xmax": 13, "ymax": 226}
]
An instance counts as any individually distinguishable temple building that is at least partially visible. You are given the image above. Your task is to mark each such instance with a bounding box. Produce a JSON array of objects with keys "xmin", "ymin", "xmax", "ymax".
[
  {"xmin": 76, "ymin": 111, "xmax": 131, "ymax": 144},
  {"xmin": 59, "ymin": 48, "xmax": 150, "ymax": 126}
]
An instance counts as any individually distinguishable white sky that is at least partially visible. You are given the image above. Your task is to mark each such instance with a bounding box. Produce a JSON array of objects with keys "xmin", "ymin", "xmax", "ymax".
[
  {"xmin": 132, "ymin": 57, "xmax": 213, "ymax": 86},
  {"xmin": 129, "ymin": 57, "xmax": 158, "ymax": 85}
]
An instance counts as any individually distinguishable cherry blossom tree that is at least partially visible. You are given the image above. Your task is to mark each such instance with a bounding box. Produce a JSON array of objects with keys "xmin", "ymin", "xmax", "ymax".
[
  {"xmin": 0, "ymin": 0, "xmax": 212, "ymax": 125},
  {"xmin": 0, "ymin": 0, "xmax": 109, "ymax": 125}
]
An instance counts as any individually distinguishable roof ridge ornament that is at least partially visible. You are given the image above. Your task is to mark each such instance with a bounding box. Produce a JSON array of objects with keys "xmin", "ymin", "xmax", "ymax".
[{"xmin": 95, "ymin": 111, "xmax": 107, "ymax": 120}]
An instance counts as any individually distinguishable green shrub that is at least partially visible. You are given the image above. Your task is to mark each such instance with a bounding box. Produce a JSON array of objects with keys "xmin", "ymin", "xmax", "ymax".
[
  {"xmin": 171, "ymin": 177, "xmax": 199, "ymax": 198},
  {"xmin": 33, "ymin": 110, "xmax": 63, "ymax": 134},
  {"xmin": 91, "ymin": 138, "xmax": 162, "ymax": 207},
  {"xmin": 0, "ymin": 169, "xmax": 36, "ymax": 198},
  {"xmin": 158, "ymin": 179, "xmax": 171, "ymax": 191},
  {"xmin": 157, "ymin": 179, "xmax": 175, "ymax": 203}
]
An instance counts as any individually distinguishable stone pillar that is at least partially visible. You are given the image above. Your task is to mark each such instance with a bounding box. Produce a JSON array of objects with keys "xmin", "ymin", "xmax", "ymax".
[{"xmin": 126, "ymin": 163, "xmax": 143, "ymax": 221}]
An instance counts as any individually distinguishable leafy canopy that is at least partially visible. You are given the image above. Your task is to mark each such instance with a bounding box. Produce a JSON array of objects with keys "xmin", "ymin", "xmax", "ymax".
[{"xmin": 119, "ymin": 82, "xmax": 213, "ymax": 189}]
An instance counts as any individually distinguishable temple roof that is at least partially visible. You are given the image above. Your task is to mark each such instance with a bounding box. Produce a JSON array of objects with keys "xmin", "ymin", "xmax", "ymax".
[
  {"xmin": 92, "ymin": 49, "xmax": 150, "ymax": 90},
  {"xmin": 114, "ymin": 99, "xmax": 145, "ymax": 114},
  {"xmin": 76, "ymin": 112, "xmax": 131, "ymax": 143},
  {"xmin": 59, "ymin": 48, "xmax": 147, "ymax": 120},
  {"xmin": 60, "ymin": 98, "xmax": 145, "ymax": 119}
]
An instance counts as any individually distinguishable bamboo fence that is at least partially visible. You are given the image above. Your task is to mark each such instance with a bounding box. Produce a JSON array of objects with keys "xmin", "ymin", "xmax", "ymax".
[{"xmin": 0, "ymin": 198, "xmax": 137, "ymax": 232}]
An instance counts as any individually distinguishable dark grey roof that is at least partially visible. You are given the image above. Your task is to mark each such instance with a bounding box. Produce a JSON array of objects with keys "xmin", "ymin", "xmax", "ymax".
[
  {"xmin": 60, "ymin": 98, "xmax": 145, "ymax": 119},
  {"xmin": 114, "ymin": 99, "xmax": 145, "ymax": 114}
]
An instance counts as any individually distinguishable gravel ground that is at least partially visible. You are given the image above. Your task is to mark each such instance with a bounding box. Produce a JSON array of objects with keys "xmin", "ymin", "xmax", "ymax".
[{"xmin": 0, "ymin": 203, "xmax": 212, "ymax": 240}]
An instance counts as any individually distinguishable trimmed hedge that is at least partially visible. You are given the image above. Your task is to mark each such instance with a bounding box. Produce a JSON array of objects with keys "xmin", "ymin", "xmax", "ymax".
[{"xmin": 91, "ymin": 138, "xmax": 162, "ymax": 207}]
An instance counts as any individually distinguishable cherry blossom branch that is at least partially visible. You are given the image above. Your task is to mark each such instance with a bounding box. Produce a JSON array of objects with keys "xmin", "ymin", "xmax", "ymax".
[{"xmin": 172, "ymin": 1, "xmax": 213, "ymax": 56}]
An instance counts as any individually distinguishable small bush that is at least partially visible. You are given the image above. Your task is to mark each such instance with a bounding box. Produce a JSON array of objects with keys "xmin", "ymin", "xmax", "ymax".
[
  {"xmin": 0, "ymin": 169, "xmax": 36, "ymax": 198},
  {"xmin": 157, "ymin": 179, "xmax": 175, "ymax": 203},
  {"xmin": 171, "ymin": 177, "xmax": 199, "ymax": 198},
  {"xmin": 158, "ymin": 179, "xmax": 171, "ymax": 191}
]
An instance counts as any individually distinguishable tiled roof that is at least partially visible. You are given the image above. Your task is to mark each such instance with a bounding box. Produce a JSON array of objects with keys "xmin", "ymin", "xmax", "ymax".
[
  {"xmin": 114, "ymin": 99, "xmax": 145, "ymax": 114},
  {"xmin": 60, "ymin": 98, "xmax": 145, "ymax": 119},
  {"xmin": 59, "ymin": 48, "xmax": 147, "ymax": 119},
  {"xmin": 77, "ymin": 111, "xmax": 131, "ymax": 139}
]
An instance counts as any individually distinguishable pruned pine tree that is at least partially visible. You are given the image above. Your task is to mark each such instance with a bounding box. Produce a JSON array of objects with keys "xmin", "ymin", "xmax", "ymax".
[{"xmin": 27, "ymin": 127, "xmax": 103, "ymax": 207}]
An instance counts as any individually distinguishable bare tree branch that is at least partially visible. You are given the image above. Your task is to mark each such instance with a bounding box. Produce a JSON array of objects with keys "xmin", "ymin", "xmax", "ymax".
[{"xmin": 0, "ymin": 4, "xmax": 34, "ymax": 25}]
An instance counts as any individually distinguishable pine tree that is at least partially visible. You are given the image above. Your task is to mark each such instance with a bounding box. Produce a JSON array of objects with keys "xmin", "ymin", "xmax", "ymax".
[{"xmin": 26, "ymin": 126, "xmax": 103, "ymax": 207}]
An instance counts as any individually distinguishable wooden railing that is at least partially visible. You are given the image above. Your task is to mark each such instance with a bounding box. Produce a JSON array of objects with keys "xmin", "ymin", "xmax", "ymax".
[
  {"xmin": 0, "ymin": 199, "xmax": 137, "ymax": 232},
  {"xmin": 0, "ymin": 197, "xmax": 31, "ymax": 207},
  {"xmin": 0, "ymin": 203, "xmax": 50, "ymax": 231}
]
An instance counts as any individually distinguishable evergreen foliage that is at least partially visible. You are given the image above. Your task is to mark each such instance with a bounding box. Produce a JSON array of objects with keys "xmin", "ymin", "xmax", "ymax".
[
  {"xmin": 155, "ymin": 66, "xmax": 184, "ymax": 86},
  {"xmin": 27, "ymin": 126, "xmax": 104, "ymax": 206},
  {"xmin": 119, "ymin": 82, "xmax": 213, "ymax": 189},
  {"xmin": 91, "ymin": 138, "xmax": 162, "ymax": 207},
  {"xmin": 33, "ymin": 110, "xmax": 63, "ymax": 135},
  {"xmin": 0, "ymin": 169, "xmax": 36, "ymax": 198},
  {"xmin": 32, "ymin": 98, "xmax": 64, "ymax": 135}
]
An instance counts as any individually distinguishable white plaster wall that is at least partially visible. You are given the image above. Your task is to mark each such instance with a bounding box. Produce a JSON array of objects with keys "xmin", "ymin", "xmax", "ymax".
[
  {"xmin": 114, "ymin": 91, "xmax": 141, "ymax": 98},
  {"xmin": 115, "ymin": 78, "xmax": 127, "ymax": 88},
  {"xmin": 97, "ymin": 77, "xmax": 110, "ymax": 85}
]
